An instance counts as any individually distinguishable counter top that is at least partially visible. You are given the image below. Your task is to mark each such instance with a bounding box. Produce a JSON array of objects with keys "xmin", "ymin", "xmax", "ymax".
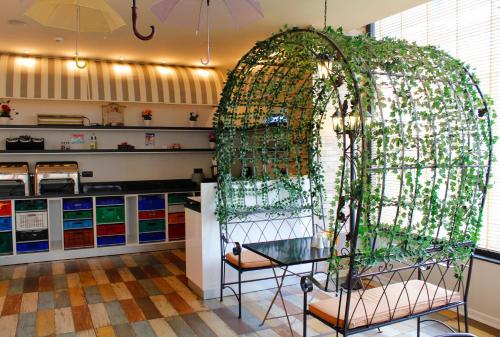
[{"xmin": 0, "ymin": 179, "xmax": 215, "ymax": 200}]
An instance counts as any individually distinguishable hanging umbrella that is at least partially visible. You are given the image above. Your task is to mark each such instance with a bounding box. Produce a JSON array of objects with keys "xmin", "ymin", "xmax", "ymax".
[
  {"xmin": 150, "ymin": 0, "xmax": 264, "ymax": 65},
  {"xmin": 25, "ymin": 0, "xmax": 126, "ymax": 68}
]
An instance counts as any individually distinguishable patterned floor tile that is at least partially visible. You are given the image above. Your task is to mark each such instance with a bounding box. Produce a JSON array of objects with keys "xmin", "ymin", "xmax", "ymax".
[{"xmin": 0, "ymin": 250, "xmax": 497, "ymax": 337}]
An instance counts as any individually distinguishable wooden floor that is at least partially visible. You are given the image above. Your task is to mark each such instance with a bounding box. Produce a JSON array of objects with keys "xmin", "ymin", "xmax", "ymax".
[{"xmin": 0, "ymin": 250, "xmax": 497, "ymax": 337}]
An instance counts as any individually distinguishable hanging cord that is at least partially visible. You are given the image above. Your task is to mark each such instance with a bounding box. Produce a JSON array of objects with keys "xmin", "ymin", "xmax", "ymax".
[
  {"xmin": 201, "ymin": 0, "xmax": 211, "ymax": 65},
  {"xmin": 324, "ymin": 0, "xmax": 328, "ymax": 30},
  {"xmin": 75, "ymin": 4, "xmax": 87, "ymax": 69}
]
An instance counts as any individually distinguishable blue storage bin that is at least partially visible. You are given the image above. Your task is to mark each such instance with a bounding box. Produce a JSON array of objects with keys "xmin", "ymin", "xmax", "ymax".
[
  {"xmin": 0, "ymin": 217, "xmax": 12, "ymax": 231},
  {"xmin": 63, "ymin": 198, "xmax": 93, "ymax": 211},
  {"xmin": 139, "ymin": 232, "xmax": 166, "ymax": 243},
  {"xmin": 16, "ymin": 241, "xmax": 49, "ymax": 253},
  {"xmin": 96, "ymin": 196, "xmax": 124, "ymax": 206},
  {"xmin": 63, "ymin": 219, "xmax": 93, "ymax": 230},
  {"xmin": 97, "ymin": 235, "xmax": 125, "ymax": 246},
  {"xmin": 138, "ymin": 195, "xmax": 165, "ymax": 211}
]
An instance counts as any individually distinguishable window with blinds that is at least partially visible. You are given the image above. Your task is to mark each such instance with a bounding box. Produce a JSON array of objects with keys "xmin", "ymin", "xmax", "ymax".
[{"xmin": 374, "ymin": 0, "xmax": 500, "ymax": 253}]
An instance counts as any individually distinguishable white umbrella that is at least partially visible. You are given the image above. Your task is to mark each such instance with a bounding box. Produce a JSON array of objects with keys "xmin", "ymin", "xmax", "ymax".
[{"xmin": 150, "ymin": 0, "xmax": 264, "ymax": 65}]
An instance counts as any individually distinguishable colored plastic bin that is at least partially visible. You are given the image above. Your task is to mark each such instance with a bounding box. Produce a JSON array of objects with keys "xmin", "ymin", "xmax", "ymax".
[
  {"xmin": 63, "ymin": 219, "xmax": 93, "ymax": 230},
  {"xmin": 96, "ymin": 206, "xmax": 125, "ymax": 224},
  {"xmin": 16, "ymin": 229, "xmax": 49, "ymax": 242},
  {"xmin": 63, "ymin": 198, "xmax": 92, "ymax": 211},
  {"xmin": 139, "ymin": 219, "xmax": 166, "ymax": 233},
  {"xmin": 139, "ymin": 232, "xmax": 166, "ymax": 243},
  {"xmin": 64, "ymin": 229, "xmax": 94, "ymax": 249},
  {"xmin": 96, "ymin": 224, "xmax": 125, "ymax": 236},
  {"xmin": 0, "ymin": 232, "xmax": 13, "ymax": 254},
  {"xmin": 63, "ymin": 210, "xmax": 93, "ymax": 220},
  {"xmin": 15, "ymin": 199, "xmax": 47, "ymax": 212},
  {"xmin": 0, "ymin": 217, "xmax": 12, "ymax": 231},
  {"xmin": 138, "ymin": 210, "xmax": 165, "ymax": 220},
  {"xmin": 16, "ymin": 241, "xmax": 49, "ymax": 253},
  {"xmin": 138, "ymin": 195, "xmax": 165, "ymax": 211},
  {"xmin": 0, "ymin": 201, "xmax": 12, "ymax": 216},
  {"xmin": 96, "ymin": 196, "xmax": 124, "ymax": 206},
  {"xmin": 97, "ymin": 235, "xmax": 125, "ymax": 247}
]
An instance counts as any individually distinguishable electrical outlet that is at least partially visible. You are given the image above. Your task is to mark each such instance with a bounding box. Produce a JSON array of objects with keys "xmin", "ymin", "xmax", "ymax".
[{"xmin": 81, "ymin": 171, "xmax": 93, "ymax": 177}]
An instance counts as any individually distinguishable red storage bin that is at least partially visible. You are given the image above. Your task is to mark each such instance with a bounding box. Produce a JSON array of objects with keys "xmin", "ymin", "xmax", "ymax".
[
  {"xmin": 168, "ymin": 212, "xmax": 185, "ymax": 225},
  {"xmin": 96, "ymin": 223, "xmax": 125, "ymax": 236},
  {"xmin": 138, "ymin": 210, "xmax": 165, "ymax": 220},
  {"xmin": 0, "ymin": 200, "xmax": 12, "ymax": 216},
  {"xmin": 64, "ymin": 229, "xmax": 94, "ymax": 249},
  {"xmin": 168, "ymin": 223, "xmax": 185, "ymax": 241}
]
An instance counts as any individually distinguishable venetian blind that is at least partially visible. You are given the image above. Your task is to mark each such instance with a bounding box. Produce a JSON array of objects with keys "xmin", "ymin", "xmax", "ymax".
[{"xmin": 374, "ymin": 0, "xmax": 500, "ymax": 253}]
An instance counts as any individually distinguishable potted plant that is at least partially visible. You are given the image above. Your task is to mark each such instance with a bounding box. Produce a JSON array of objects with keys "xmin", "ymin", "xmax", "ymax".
[
  {"xmin": 208, "ymin": 131, "xmax": 216, "ymax": 149},
  {"xmin": 189, "ymin": 112, "xmax": 199, "ymax": 127},
  {"xmin": 142, "ymin": 109, "xmax": 152, "ymax": 126},
  {"xmin": 0, "ymin": 99, "xmax": 18, "ymax": 125}
]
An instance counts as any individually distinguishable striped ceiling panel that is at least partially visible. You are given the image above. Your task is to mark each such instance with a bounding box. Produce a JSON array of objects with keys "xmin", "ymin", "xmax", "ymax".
[{"xmin": 0, "ymin": 54, "xmax": 226, "ymax": 105}]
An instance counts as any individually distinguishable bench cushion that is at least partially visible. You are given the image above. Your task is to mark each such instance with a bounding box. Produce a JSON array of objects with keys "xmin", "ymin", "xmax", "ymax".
[
  {"xmin": 309, "ymin": 279, "xmax": 461, "ymax": 328},
  {"xmin": 225, "ymin": 249, "xmax": 275, "ymax": 269}
]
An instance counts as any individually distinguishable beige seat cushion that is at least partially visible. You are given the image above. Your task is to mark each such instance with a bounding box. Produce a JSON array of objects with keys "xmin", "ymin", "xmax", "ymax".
[
  {"xmin": 225, "ymin": 249, "xmax": 276, "ymax": 269},
  {"xmin": 309, "ymin": 279, "xmax": 461, "ymax": 328}
]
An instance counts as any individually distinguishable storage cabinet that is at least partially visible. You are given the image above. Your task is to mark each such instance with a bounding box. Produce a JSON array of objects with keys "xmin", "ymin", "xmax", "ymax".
[
  {"xmin": 167, "ymin": 192, "xmax": 194, "ymax": 241},
  {"xmin": 62, "ymin": 197, "xmax": 94, "ymax": 250},
  {"xmin": 15, "ymin": 199, "xmax": 49, "ymax": 254},
  {"xmin": 96, "ymin": 196, "xmax": 126, "ymax": 247},
  {"xmin": 138, "ymin": 195, "xmax": 166, "ymax": 244}
]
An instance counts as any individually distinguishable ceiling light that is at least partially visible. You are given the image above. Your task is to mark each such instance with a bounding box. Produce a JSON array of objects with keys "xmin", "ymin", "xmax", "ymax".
[
  {"xmin": 23, "ymin": 50, "xmax": 30, "ymax": 54},
  {"xmin": 113, "ymin": 64, "xmax": 131, "ymax": 74},
  {"xmin": 16, "ymin": 57, "xmax": 36, "ymax": 68},
  {"xmin": 119, "ymin": 56, "xmax": 125, "ymax": 61},
  {"xmin": 195, "ymin": 68, "xmax": 210, "ymax": 77},
  {"xmin": 157, "ymin": 66, "xmax": 172, "ymax": 75}
]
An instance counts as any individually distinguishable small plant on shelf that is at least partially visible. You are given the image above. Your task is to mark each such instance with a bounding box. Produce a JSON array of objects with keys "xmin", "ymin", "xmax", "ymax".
[
  {"xmin": 142, "ymin": 109, "xmax": 152, "ymax": 126},
  {"xmin": 0, "ymin": 99, "xmax": 18, "ymax": 125},
  {"xmin": 189, "ymin": 112, "xmax": 199, "ymax": 127},
  {"xmin": 208, "ymin": 131, "xmax": 216, "ymax": 149}
]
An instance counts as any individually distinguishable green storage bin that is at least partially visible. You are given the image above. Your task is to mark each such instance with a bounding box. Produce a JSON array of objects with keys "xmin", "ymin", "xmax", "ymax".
[
  {"xmin": 139, "ymin": 219, "xmax": 166, "ymax": 233},
  {"xmin": 0, "ymin": 232, "xmax": 13, "ymax": 254},
  {"xmin": 168, "ymin": 193, "xmax": 191, "ymax": 204},
  {"xmin": 15, "ymin": 199, "xmax": 47, "ymax": 212},
  {"xmin": 63, "ymin": 210, "xmax": 93, "ymax": 220},
  {"xmin": 96, "ymin": 205, "xmax": 125, "ymax": 224}
]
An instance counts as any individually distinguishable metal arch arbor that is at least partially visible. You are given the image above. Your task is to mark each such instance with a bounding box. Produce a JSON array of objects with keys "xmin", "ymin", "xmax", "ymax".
[{"xmin": 215, "ymin": 27, "xmax": 493, "ymax": 334}]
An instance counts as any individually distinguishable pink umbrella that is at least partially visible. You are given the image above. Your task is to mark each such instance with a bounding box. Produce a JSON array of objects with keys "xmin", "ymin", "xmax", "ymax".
[{"xmin": 150, "ymin": 0, "xmax": 264, "ymax": 65}]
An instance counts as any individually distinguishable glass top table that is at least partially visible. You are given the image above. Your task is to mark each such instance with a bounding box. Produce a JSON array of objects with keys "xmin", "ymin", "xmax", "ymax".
[
  {"xmin": 242, "ymin": 237, "xmax": 334, "ymax": 336},
  {"xmin": 242, "ymin": 237, "xmax": 332, "ymax": 266}
]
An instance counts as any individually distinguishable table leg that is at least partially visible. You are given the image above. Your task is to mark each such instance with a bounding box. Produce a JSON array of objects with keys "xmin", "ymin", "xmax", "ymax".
[{"xmin": 261, "ymin": 265, "xmax": 295, "ymax": 337}]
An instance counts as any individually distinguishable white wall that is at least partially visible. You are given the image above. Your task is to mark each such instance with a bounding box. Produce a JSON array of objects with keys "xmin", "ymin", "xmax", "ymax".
[
  {"xmin": 468, "ymin": 259, "xmax": 500, "ymax": 329},
  {"xmin": 1, "ymin": 99, "xmax": 216, "ymax": 182}
]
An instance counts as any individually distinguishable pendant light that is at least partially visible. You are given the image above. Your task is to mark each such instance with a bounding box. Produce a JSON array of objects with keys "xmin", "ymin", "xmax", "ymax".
[{"xmin": 74, "ymin": 4, "xmax": 87, "ymax": 69}]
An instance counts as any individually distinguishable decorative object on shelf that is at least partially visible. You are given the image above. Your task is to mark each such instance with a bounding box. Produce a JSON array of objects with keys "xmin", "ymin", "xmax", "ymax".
[
  {"xmin": 210, "ymin": 156, "xmax": 217, "ymax": 178},
  {"xmin": 70, "ymin": 134, "xmax": 85, "ymax": 150},
  {"xmin": 142, "ymin": 109, "xmax": 153, "ymax": 126},
  {"xmin": 0, "ymin": 99, "xmax": 18, "ymax": 125},
  {"xmin": 89, "ymin": 134, "xmax": 98, "ymax": 150},
  {"xmin": 102, "ymin": 103, "xmax": 126, "ymax": 126},
  {"xmin": 25, "ymin": 0, "xmax": 125, "ymax": 69},
  {"xmin": 117, "ymin": 142, "xmax": 135, "ymax": 150},
  {"xmin": 188, "ymin": 112, "xmax": 199, "ymax": 127},
  {"xmin": 37, "ymin": 114, "xmax": 87, "ymax": 126},
  {"xmin": 191, "ymin": 168, "xmax": 205, "ymax": 184},
  {"xmin": 150, "ymin": 0, "xmax": 263, "ymax": 65},
  {"xmin": 131, "ymin": 0, "xmax": 155, "ymax": 41},
  {"xmin": 208, "ymin": 131, "xmax": 216, "ymax": 149},
  {"xmin": 6, "ymin": 135, "xmax": 44, "ymax": 151},
  {"xmin": 169, "ymin": 143, "xmax": 182, "ymax": 150},
  {"xmin": 145, "ymin": 132, "xmax": 155, "ymax": 146}
]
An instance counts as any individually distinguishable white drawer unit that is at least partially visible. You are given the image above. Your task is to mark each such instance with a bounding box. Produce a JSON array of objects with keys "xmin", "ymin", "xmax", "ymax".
[{"xmin": 15, "ymin": 211, "xmax": 49, "ymax": 231}]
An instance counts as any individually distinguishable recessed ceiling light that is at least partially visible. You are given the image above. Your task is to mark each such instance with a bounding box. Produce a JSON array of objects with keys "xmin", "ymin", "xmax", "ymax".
[
  {"xmin": 119, "ymin": 56, "xmax": 125, "ymax": 61},
  {"xmin": 8, "ymin": 19, "xmax": 27, "ymax": 26},
  {"xmin": 160, "ymin": 60, "xmax": 167, "ymax": 64},
  {"xmin": 23, "ymin": 50, "xmax": 30, "ymax": 54}
]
